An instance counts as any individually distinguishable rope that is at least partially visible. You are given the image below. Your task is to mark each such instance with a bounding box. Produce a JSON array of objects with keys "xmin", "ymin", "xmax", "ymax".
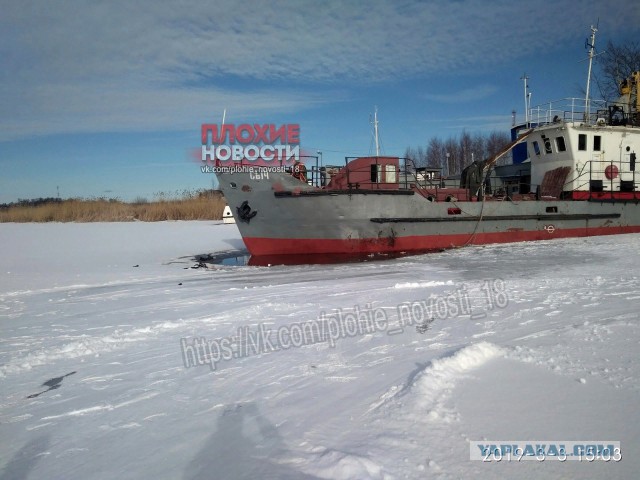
[{"xmin": 458, "ymin": 188, "xmax": 487, "ymax": 248}]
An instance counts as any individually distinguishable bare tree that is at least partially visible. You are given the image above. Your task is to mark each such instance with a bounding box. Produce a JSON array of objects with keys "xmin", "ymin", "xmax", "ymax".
[
  {"xmin": 486, "ymin": 131, "xmax": 511, "ymax": 159},
  {"xmin": 595, "ymin": 39, "xmax": 640, "ymax": 102},
  {"xmin": 407, "ymin": 130, "xmax": 511, "ymax": 176},
  {"xmin": 459, "ymin": 130, "xmax": 473, "ymax": 172},
  {"xmin": 405, "ymin": 146, "xmax": 428, "ymax": 168},
  {"xmin": 444, "ymin": 137, "xmax": 459, "ymax": 175},
  {"xmin": 404, "ymin": 146, "xmax": 417, "ymax": 165},
  {"xmin": 416, "ymin": 146, "xmax": 427, "ymax": 168},
  {"xmin": 471, "ymin": 133, "xmax": 486, "ymax": 161},
  {"xmin": 426, "ymin": 137, "xmax": 445, "ymax": 169}
]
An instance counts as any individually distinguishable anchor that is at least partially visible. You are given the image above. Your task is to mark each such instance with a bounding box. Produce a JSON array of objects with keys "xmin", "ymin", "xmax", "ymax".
[{"xmin": 237, "ymin": 201, "xmax": 257, "ymax": 223}]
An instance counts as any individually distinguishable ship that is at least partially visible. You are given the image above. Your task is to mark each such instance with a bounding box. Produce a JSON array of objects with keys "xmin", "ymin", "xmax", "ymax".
[{"xmin": 215, "ymin": 27, "xmax": 640, "ymax": 262}]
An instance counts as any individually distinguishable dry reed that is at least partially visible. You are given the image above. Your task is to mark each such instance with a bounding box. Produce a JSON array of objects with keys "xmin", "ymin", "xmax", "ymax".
[{"xmin": 0, "ymin": 192, "xmax": 227, "ymax": 223}]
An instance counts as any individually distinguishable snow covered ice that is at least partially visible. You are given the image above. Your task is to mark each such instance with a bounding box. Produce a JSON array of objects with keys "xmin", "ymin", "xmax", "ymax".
[{"xmin": 1, "ymin": 221, "xmax": 639, "ymax": 479}]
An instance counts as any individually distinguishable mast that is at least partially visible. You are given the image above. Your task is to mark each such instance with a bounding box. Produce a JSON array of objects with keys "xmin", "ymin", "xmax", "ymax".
[
  {"xmin": 584, "ymin": 25, "xmax": 597, "ymax": 124},
  {"xmin": 373, "ymin": 106, "xmax": 380, "ymax": 157},
  {"xmin": 521, "ymin": 74, "xmax": 529, "ymax": 126}
]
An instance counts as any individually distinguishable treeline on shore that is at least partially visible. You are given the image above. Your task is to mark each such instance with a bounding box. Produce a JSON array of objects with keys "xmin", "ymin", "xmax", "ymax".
[
  {"xmin": 404, "ymin": 130, "xmax": 512, "ymax": 175},
  {"xmin": 0, "ymin": 190, "xmax": 226, "ymax": 222}
]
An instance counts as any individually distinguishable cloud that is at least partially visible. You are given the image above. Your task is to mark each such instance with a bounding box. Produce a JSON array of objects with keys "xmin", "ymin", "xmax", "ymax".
[
  {"xmin": 442, "ymin": 114, "xmax": 516, "ymax": 133},
  {"xmin": 1, "ymin": 0, "xmax": 638, "ymax": 140},
  {"xmin": 0, "ymin": 82, "xmax": 330, "ymax": 141},
  {"xmin": 422, "ymin": 85, "xmax": 499, "ymax": 104}
]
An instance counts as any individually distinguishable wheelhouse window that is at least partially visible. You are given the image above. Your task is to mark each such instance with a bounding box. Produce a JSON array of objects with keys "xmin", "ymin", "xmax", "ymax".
[
  {"xmin": 532, "ymin": 141, "xmax": 541, "ymax": 156},
  {"xmin": 578, "ymin": 134, "xmax": 587, "ymax": 151},
  {"xmin": 593, "ymin": 135, "xmax": 602, "ymax": 151},
  {"xmin": 555, "ymin": 136, "xmax": 566, "ymax": 152}
]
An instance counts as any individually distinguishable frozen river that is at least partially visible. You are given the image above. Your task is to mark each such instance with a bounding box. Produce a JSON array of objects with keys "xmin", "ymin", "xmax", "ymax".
[{"xmin": 1, "ymin": 222, "xmax": 639, "ymax": 479}]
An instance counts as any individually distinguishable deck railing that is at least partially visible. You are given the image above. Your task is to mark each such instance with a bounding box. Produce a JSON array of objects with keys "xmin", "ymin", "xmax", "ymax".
[
  {"xmin": 297, "ymin": 153, "xmax": 639, "ymax": 201},
  {"xmin": 526, "ymin": 98, "xmax": 609, "ymax": 126},
  {"xmin": 587, "ymin": 159, "xmax": 638, "ymax": 196}
]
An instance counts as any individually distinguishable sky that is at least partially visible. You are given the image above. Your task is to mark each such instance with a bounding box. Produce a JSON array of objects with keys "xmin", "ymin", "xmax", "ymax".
[{"xmin": 1, "ymin": 0, "xmax": 639, "ymax": 203}]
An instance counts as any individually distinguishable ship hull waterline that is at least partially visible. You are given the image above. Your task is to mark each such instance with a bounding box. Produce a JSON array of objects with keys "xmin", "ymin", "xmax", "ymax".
[{"xmin": 217, "ymin": 171, "xmax": 640, "ymax": 258}]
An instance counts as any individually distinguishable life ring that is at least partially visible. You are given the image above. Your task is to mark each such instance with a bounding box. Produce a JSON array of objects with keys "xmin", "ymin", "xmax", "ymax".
[
  {"xmin": 292, "ymin": 162, "xmax": 307, "ymax": 182},
  {"xmin": 604, "ymin": 164, "xmax": 619, "ymax": 180}
]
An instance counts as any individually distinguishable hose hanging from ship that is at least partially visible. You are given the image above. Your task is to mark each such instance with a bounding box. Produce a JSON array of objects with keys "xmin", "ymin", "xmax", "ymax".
[{"xmin": 457, "ymin": 129, "xmax": 534, "ymax": 248}]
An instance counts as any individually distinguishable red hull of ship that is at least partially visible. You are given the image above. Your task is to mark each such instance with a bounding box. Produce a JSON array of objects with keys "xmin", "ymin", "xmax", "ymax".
[{"xmin": 244, "ymin": 225, "xmax": 640, "ymax": 257}]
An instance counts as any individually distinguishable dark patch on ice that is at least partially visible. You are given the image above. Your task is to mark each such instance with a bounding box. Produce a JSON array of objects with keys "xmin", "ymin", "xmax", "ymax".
[
  {"xmin": 192, "ymin": 249, "xmax": 426, "ymax": 267},
  {"xmin": 416, "ymin": 317, "xmax": 435, "ymax": 334},
  {"xmin": 26, "ymin": 371, "xmax": 76, "ymax": 399},
  {"xmin": 193, "ymin": 250, "xmax": 251, "ymax": 267}
]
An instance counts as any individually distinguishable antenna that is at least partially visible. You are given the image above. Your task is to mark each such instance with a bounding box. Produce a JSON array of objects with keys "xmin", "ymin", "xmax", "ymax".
[
  {"xmin": 584, "ymin": 24, "xmax": 598, "ymax": 124},
  {"xmin": 372, "ymin": 106, "xmax": 380, "ymax": 157},
  {"xmin": 520, "ymin": 74, "xmax": 529, "ymax": 125}
]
